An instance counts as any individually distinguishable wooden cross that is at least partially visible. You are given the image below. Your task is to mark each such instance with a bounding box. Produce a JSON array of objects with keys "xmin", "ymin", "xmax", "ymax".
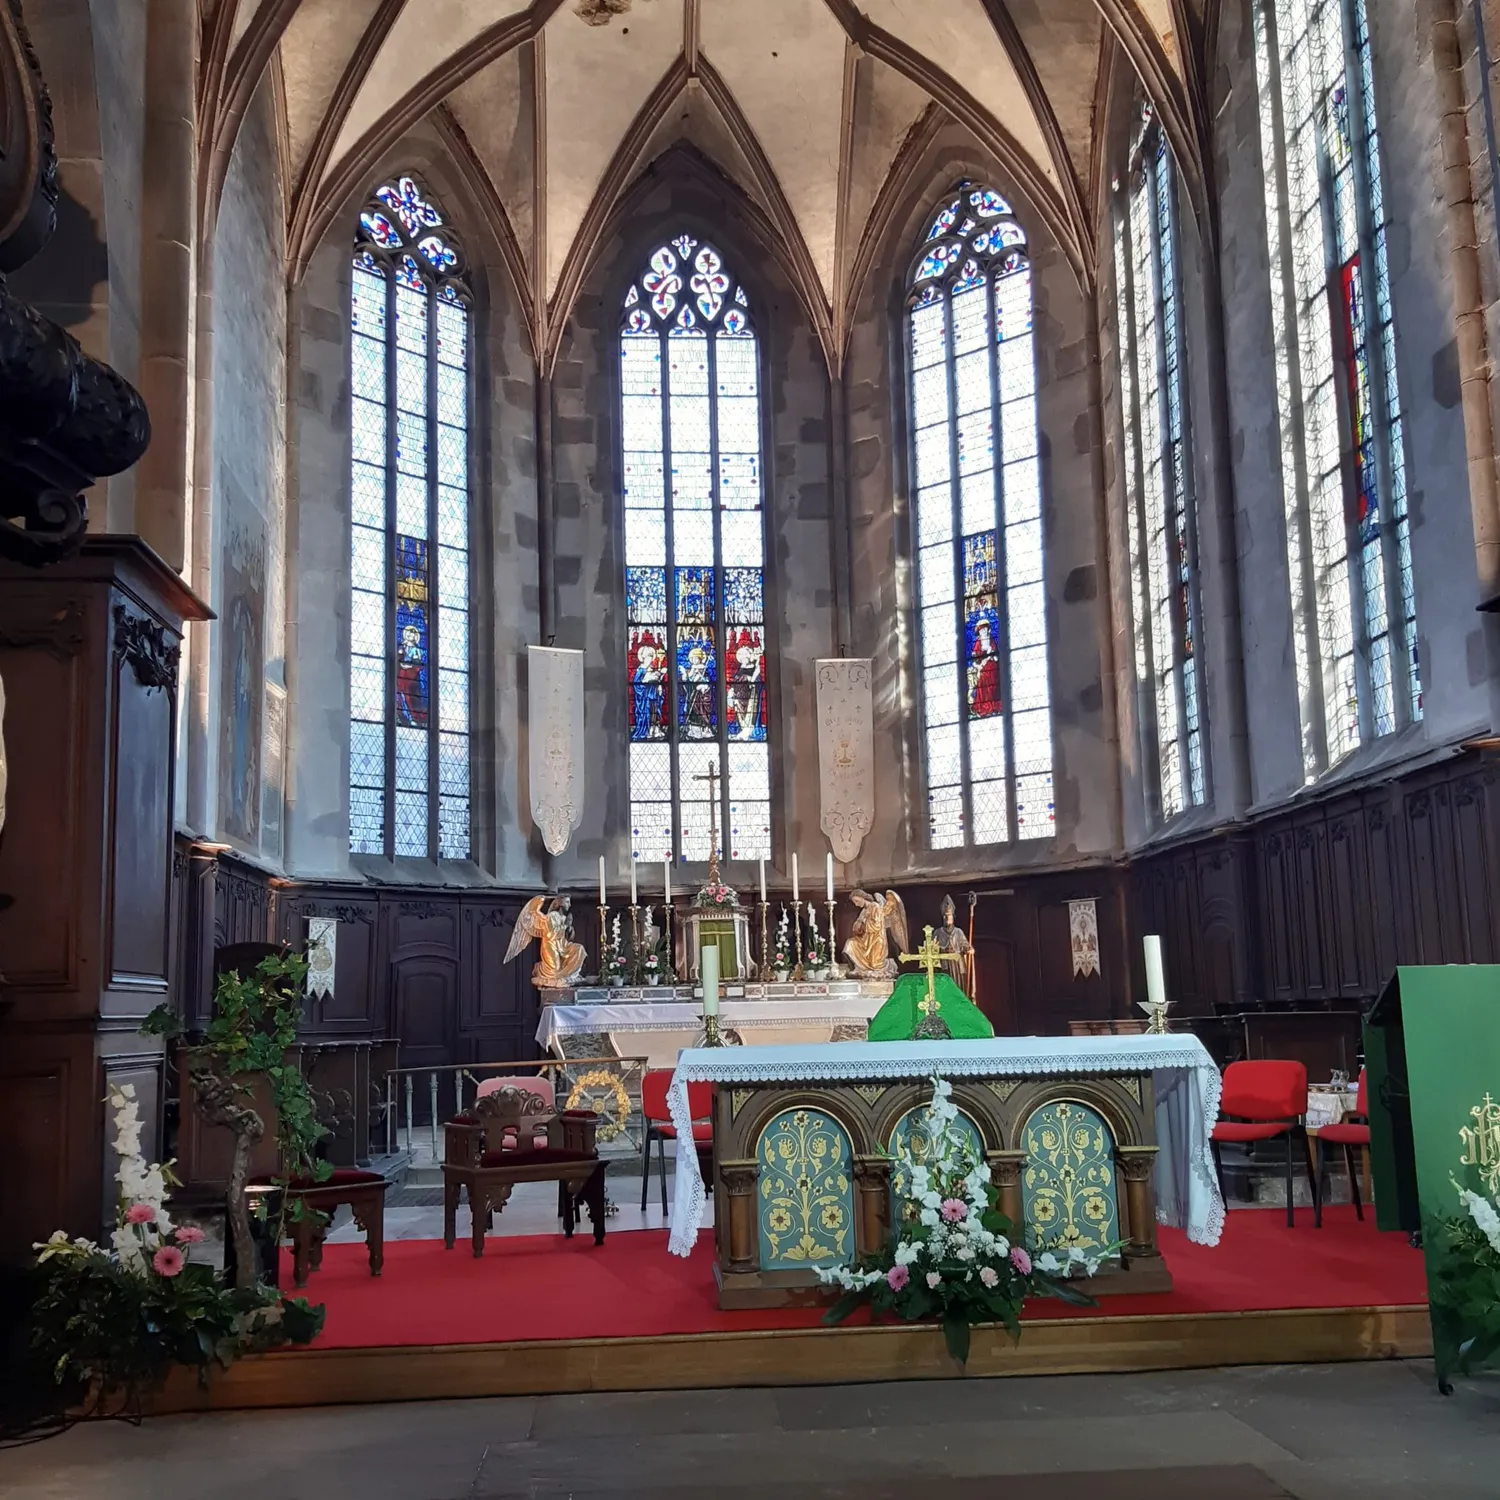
[
  {"xmin": 898, "ymin": 925, "xmax": 947, "ymax": 1019},
  {"xmin": 692, "ymin": 758, "xmax": 722, "ymax": 880}
]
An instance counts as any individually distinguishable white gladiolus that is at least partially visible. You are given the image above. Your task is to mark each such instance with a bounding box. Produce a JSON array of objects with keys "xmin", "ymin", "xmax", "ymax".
[{"xmin": 1459, "ymin": 1188, "xmax": 1500, "ymax": 1255}]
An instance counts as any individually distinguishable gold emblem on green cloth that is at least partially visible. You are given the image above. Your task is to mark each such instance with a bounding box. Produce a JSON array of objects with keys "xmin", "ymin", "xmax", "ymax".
[{"xmin": 1460, "ymin": 1093, "xmax": 1500, "ymax": 1194}]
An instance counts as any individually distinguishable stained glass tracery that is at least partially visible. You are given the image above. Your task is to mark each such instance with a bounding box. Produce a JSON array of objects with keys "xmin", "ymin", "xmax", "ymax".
[
  {"xmin": 908, "ymin": 184, "xmax": 1053, "ymax": 848},
  {"xmin": 349, "ymin": 177, "xmax": 471, "ymax": 861},
  {"xmin": 1253, "ymin": 0, "xmax": 1419, "ymax": 779},
  {"xmin": 621, "ymin": 238, "xmax": 770, "ymax": 863},
  {"xmin": 1113, "ymin": 118, "xmax": 1208, "ymax": 823}
]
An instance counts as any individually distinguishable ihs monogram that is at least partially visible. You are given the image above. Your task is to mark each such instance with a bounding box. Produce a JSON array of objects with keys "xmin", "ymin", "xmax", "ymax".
[{"xmin": 1459, "ymin": 1093, "xmax": 1500, "ymax": 1195}]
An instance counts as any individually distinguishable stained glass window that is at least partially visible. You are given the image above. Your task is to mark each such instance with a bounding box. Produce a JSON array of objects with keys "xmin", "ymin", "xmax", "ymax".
[
  {"xmin": 349, "ymin": 177, "xmax": 471, "ymax": 860},
  {"xmin": 907, "ymin": 184, "xmax": 1053, "ymax": 848},
  {"xmin": 1113, "ymin": 116, "xmax": 1208, "ymax": 823},
  {"xmin": 1253, "ymin": 0, "xmax": 1420, "ymax": 779},
  {"xmin": 621, "ymin": 238, "xmax": 770, "ymax": 864}
]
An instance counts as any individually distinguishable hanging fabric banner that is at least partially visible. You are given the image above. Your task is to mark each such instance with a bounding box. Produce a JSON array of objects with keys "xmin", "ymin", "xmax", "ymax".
[
  {"xmin": 306, "ymin": 917, "xmax": 337, "ymax": 1001},
  {"xmin": 529, "ymin": 645, "xmax": 585, "ymax": 856},
  {"xmin": 1069, "ymin": 899, "xmax": 1100, "ymax": 978},
  {"xmin": 816, "ymin": 658, "xmax": 874, "ymax": 862}
]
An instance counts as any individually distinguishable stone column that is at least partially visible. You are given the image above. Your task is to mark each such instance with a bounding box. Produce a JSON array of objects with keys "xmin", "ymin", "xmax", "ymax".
[
  {"xmin": 1115, "ymin": 1145, "xmax": 1162, "ymax": 1260},
  {"xmin": 989, "ymin": 1149, "xmax": 1027, "ymax": 1229},
  {"xmin": 852, "ymin": 1155, "xmax": 892, "ymax": 1257},
  {"xmin": 719, "ymin": 1159, "xmax": 759, "ymax": 1272},
  {"xmin": 135, "ymin": 0, "xmax": 199, "ymax": 571}
]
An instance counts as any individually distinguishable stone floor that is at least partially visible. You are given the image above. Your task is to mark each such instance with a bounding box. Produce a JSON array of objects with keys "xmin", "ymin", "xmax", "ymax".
[{"xmin": 1, "ymin": 1362, "xmax": 1494, "ymax": 1499}]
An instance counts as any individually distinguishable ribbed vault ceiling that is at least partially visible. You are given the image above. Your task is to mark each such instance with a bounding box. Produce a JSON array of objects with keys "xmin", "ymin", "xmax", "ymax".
[{"xmin": 206, "ymin": 0, "xmax": 1204, "ymax": 361}]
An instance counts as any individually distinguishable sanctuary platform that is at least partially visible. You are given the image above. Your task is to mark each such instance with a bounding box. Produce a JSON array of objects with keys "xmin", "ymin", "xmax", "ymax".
[{"xmin": 537, "ymin": 979, "xmax": 893, "ymax": 1067}]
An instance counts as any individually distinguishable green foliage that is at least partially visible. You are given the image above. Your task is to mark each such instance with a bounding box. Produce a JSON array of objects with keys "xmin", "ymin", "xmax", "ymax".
[
  {"xmin": 27, "ymin": 1245, "xmax": 324, "ymax": 1410},
  {"xmin": 1428, "ymin": 1211, "xmax": 1500, "ymax": 1378}
]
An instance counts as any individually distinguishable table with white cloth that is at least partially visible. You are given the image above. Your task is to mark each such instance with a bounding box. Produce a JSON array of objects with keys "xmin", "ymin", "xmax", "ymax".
[
  {"xmin": 535, "ymin": 980, "xmax": 893, "ymax": 1069},
  {"xmin": 664, "ymin": 1034, "xmax": 1224, "ymax": 1309}
]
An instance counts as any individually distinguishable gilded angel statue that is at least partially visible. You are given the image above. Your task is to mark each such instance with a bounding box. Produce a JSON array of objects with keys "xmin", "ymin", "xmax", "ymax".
[
  {"xmin": 843, "ymin": 889, "xmax": 909, "ymax": 979},
  {"xmin": 505, "ymin": 895, "xmax": 587, "ymax": 988}
]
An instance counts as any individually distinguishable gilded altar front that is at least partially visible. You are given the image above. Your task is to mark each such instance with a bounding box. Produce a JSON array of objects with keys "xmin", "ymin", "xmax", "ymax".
[{"xmin": 711, "ymin": 1068, "xmax": 1170, "ymax": 1309}]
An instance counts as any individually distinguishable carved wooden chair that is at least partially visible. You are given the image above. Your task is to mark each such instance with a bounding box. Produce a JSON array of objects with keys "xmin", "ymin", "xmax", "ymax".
[
  {"xmin": 442, "ymin": 1087, "xmax": 606, "ymax": 1257},
  {"xmin": 249, "ymin": 1168, "xmax": 387, "ymax": 1288}
]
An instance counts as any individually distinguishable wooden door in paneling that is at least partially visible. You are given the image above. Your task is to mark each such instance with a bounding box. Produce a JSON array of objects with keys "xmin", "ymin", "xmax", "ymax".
[
  {"xmin": 972, "ymin": 936, "xmax": 1017, "ymax": 1037},
  {"xmin": 391, "ymin": 957, "xmax": 457, "ymax": 1076}
]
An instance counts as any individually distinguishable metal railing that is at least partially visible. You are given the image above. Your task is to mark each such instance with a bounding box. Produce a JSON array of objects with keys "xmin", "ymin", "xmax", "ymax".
[{"xmin": 379, "ymin": 1055, "xmax": 650, "ymax": 1159}]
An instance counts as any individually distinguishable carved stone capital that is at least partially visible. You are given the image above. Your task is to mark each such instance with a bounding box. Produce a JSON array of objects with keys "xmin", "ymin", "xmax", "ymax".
[
  {"xmin": 987, "ymin": 1149, "xmax": 1027, "ymax": 1187},
  {"xmin": 720, "ymin": 1159, "xmax": 758, "ymax": 1195},
  {"xmin": 1115, "ymin": 1145, "xmax": 1159, "ymax": 1183},
  {"xmin": 851, "ymin": 1155, "xmax": 892, "ymax": 1187}
]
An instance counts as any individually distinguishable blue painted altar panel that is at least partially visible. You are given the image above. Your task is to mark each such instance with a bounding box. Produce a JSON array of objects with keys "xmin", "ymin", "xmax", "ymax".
[
  {"xmin": 756, "ymin": 1107, "xmax": 854, "ymax": 1269},
  {"xmin": 1020, "ymin": 1099, "xmax": 1120, "ymax": 1255}
]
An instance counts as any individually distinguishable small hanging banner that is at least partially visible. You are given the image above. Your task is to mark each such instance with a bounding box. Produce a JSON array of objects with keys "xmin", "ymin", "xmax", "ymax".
[
  {"xmin": 306, "ymin": 917, "xmax": 337, "ymax": 1001},
  {"xmin": 1069, "ymin": 899, "xmax": 1100, "ymax": 978},
  {"xmin": 528, "ymin": 645, "xmax": 585, "ymax": 855},
  {"xmin": 816, "ymin": 658, "xmax": 874, "ymax": 862}
]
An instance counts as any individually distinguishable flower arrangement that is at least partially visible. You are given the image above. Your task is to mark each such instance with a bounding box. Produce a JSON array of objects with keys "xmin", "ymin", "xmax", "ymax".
[
  {"xmin": 803, "ymin": 906, "xmax": 830, "ymax": 972},
  {"xmin": 1429, "ymin": 1177, "xmax": 1500, "ymax": 1382},
  {"xmin": 692, "ymin": 878, "xmax": 739, "ymax": 909},
  {"xmin": 772, "ymin": 907, "xmax": 792, "ymax": 974},
  {"xmin": 598, "ymin": 913, "xmax": 627, "ymax": 984},
  {"xmin": 25, "ymin": 1085, "xmax": 323, "ymax": 1424},
  {"xmin": 817, "ymin": 1076, "xmax": 1110, "ymax": 1365}
]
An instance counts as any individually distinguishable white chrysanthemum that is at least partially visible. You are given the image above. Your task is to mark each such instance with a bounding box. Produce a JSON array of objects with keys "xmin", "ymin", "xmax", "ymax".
[
  {"xmin": 919, "ymin": 1207, "xmax": 940, "ymax": 1228},
  {"xmin": 894, "ymin": 1240, "xmax": 921, "ymax": 1266},
  {"xmin": 1037, "ymin": 1251, "xmax": 1063, "ymax": 1274}
]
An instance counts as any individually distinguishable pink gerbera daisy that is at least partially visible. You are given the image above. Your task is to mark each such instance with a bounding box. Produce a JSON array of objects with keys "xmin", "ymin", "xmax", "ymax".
[
  {"xmin": 152, "ymin": 1245, "xmax": 185, "ymax": 1277},
  {"xmin": 125, "ymin": 1203, "xmax": 155, "ymax": 1225}
]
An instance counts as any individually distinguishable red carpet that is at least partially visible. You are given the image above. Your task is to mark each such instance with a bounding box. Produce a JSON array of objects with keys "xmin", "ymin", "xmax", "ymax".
[{"xmin": 299, "ymin": 1205, "xmax": 1426, "ymax": 1351}]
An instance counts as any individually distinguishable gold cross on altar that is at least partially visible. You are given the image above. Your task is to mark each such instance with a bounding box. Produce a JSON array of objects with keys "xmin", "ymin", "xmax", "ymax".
[
  {"xmin": 692, "ymin": 759, "xmax": 722, "ymax": 880},
  {"xmin": 898, "ymin": 926, "xmax": 947, "ymax": 1023}
]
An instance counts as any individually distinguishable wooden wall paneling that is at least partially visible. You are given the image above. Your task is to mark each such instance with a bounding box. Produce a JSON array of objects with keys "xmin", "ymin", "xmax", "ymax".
[
  {"xmin": 1290, "ymin": 817, "xmax": 1330, "ymax": 999},
  {"xmin": 1362, "ymin": 794, "xmax": 1405, "ymax": 982},
  {"xmin": 1324, "ymin": 806, "xmax": 1373, "ymax": 997},
  {"xmin": 280, "ymin": 894, "xmax": 380, "ymax": 1035},
  {"xmin": 1451, "ymin": 767, "xmax": 1500, "ymax": 963},
  {"xmin": 1406, "ymin": 781, "xmax": 1466, "ymax": 962},
  {"xmin": 383, "ymin": 899, "xmax": 461, "ymax": 1100},
  {"xmin": 1258, "ymin": 829, "xmax": 1300, "ymax": 1001},
  {"xmin": 459, "ymin": 897, "xmax": 539, "ymax": 1063}
]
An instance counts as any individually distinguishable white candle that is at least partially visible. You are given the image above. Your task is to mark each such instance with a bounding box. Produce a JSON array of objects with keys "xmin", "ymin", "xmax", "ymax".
[
  {"xmin": 598, "ymin": 856, "xmax": 606, "ymax": 906},
  {"xmin": 826, "ymin": 852, "xmax": 834, "ymax": 902},
  {"xmin": 1143, "ymin": 935, "xmax": 1167, "ymax": 1008},
  {"xmin": 791, "ymin": 852, "xmax": 800, "ymax": 902},
  {"xmin": 630, "ymin": 858, "xmax": 637, "ymax": 907},
  {"xmin": 700, "ymin": 942, "xmax": 720, "ymax": 1017},
  {"xmin": 663, "ymin": 858, "xmax": 671, "ymax": 905},
  {"xmin": 759, "ymin": 857, "xmax": 767, "ymax": 903}
]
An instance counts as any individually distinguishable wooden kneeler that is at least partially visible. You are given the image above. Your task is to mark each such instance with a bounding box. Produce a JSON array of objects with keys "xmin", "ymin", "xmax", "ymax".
[{"xmin": 441, "ymin": 1088, "xmax": 607, "ymax": 1256}]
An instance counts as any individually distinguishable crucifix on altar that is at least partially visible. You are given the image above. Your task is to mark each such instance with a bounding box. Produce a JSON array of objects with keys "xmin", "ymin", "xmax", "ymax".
[
  {"xmin": 682, "ymin": 755, "xmax": 750, "ymax": 981},
  {"xmin": 898, "ymin": 925, "xmax": 954, "ymax": 1040}
]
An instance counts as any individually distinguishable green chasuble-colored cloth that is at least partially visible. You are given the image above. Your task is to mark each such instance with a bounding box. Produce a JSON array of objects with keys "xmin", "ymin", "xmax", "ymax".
[{"xmin": 867, "ymin": 971, "xmax": 995, "ymax": 1042}]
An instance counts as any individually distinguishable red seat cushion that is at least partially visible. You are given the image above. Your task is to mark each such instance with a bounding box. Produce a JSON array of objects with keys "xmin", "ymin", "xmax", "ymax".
[
  {"xmin": 1317, "ymin": 1122, "xmax": 1370, "ymax": 1145},
  {"xmin": 641, "ymin": 1071, "xmax": 712, "ymax": 1124},
  {"xmin": 657, "ymin": 1121, "xmax": 714, "ymax": 1143},
  {"xmin": 477, "ymin": 1147, "xmax": 595, "ymax": 1168},
  {"xmin": 1219, "ymin": 1060, "xmax": 1308, "ymax": 1120},
  {"xmin": 1211, "ymin": 1121, "xmax": 1293, "ymax": 1143}
]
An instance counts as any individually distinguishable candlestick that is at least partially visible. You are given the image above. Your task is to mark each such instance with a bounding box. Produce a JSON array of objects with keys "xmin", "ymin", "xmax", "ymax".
[
  {"xmin": 791, "ymin": 852, "xmax": 800, "ymax": 902},
  {"xmin": 791, "ymin": 899, "xmax": 805, "ymax": 982},
  {"xmin": 825, "ymin": 852, "xmax": 834, "ymax": 902},
  {"xmin": 628, "ymin": 903, "xmax": 640, "ymax": 986},
  {"xmin": 758, "ymin": 898, "xmax": 771, "ymax": 983},
  {"xmin": 700, "ymin": 942, "xmax": 720, "ymax": 1017},
  {"xmin": 1141, "ymin": 934, "xmax": 1170, "ymax": 1033},
  {"xmin": 827, "ymin": 898, "xmax": 837, "ymax": 977},
  {"xmin": 759, "ymin": 857, "xmax": 767, "ymax": 903},
  {"xmin": 629, "ymin": 858, "xmax": 637, "ymax": 907},
  {"xmin": 663, "ymin": 898, "xmax": 677, "ymax": 984},
  {"xmin": 598, "ymin": 856, "xmax": 606, "ymax": 906},
  {"xmin": 597, "ymin": 902, "xmax": 608, "ymax": 980}
]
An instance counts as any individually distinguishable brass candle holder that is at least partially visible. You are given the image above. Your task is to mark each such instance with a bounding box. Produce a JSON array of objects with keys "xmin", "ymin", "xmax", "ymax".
[
  {"xmin": 826, "ymin": 898, "xmax": 838, "ymax": 978},
  {"xmin": 663, "ymin": 898, "xmax": 678, "ymax": 985},
  {"xmin": 597, "ymin": 902, "xmax": 609, "ymax": 981},
  {"xmin": 757, "ymin": 899, "xmax": 771, "ymax": 982},
  {"xmin": 791, "ymin": 899, "xmax": 806, "ymax": 982},
  {"xmin": 702, "ymin": 1012, "xmax": 726, "ymax": 1047},
  {"xmin": 627, "ymin": 903, "xmax": 640, "ymax": 987}
]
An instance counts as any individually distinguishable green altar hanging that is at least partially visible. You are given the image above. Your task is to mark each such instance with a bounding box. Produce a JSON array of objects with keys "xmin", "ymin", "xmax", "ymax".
[{"xmin": 867, "ymin": 971, "xmax": 995, "ymax": 1042}]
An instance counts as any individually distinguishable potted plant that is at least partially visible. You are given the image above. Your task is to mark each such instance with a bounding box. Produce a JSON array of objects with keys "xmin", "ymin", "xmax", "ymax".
[
  {"xmin": 818, "ymin": 1076, "xmax": 1110, "ymax": 1366},
  {"xmin": 143, "ymin": 949, "xmax": 332, "ymax": 1290},
  {"xmin": 598, "ymin": 914, "xmax": 627, "ymax": 988},
  {"xmin": 804, "ymin": 909, "xmax": 830, "ymax": 981},
  {"xmin": 22, "ymin": 1083, "xmax": 323, "ymax": 1428}
]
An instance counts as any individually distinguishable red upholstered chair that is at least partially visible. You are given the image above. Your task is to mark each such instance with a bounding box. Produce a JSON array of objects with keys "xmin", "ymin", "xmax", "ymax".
[
  {"xmin": 639, "ymin": 1070, "xmax": 713, "ymax": 1215},
  {"xmin": 249, "ymin": 1167, "xmax": 387, "ymax": 1288},
  {"xmin": 442, "ymin": 1087, "xmax": 606, "ymax": 1257},
  {"xmin": 1314, "ymin": 1068, "xmax": 1371, "ymax": 1227},
  {"xmin": 1210, "ymin": 1060, "xmax": 1318, "ymax": 1227}
]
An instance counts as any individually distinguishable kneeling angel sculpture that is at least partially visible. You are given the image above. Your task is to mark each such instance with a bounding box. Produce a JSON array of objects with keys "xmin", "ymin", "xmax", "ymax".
[
  {"xmin": 506, "ymin": 895, "xmax": 587, "ymax": 988},
  {"xmin": 843, "ymin": 889, "xmax": 909, "ymax": 979}
]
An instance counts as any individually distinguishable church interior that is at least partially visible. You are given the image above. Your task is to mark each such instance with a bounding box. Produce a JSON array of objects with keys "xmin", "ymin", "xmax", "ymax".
[{"xmin": 4, "ymin": 0, "xmax": 1500, "ymax": 1488}]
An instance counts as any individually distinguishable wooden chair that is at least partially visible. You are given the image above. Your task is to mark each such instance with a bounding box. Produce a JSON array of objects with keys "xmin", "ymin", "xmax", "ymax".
[
  {"xmin": 1210, "ymin": 1060, "xmax": 1318, "ymax": 1227},
  {"xmin": 1314, "ymin": 1067, "xmax": 1371, "ymax": 1226},
  {"xmin": 442, "ymin": 1087, "xmax": 606, "ymax": 1257},
  {"xmin": 639, "ymin": 1070, "xmax": 713, "ymax": 1214},
  {"xmin": 249, "ymin": 1168, "xmax": 387, "ymax": 1288}
]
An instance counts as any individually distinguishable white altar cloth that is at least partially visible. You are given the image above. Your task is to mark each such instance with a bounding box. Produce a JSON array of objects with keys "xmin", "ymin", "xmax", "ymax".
[
  {"xmin": 665, "ymin": 1034, "xmax": 1225, "ymax": 1258},
  {"xmin": 537, "ymin": 994, "xmax": 886, "ymax": 1053}
]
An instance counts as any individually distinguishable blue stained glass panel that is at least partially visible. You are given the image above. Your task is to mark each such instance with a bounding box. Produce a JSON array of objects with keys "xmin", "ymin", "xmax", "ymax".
[
  {"xmin": 627, "ymin": 566, "xmax": 667, "ymax": 622},
  {"xmin": 629, "ymin": 625, "xmax": 668, "ymax": 742},
  {"xmin": 725, "ymin": 625, "xmax": 767, "ymax": 743},
  {"xmin": 724, "ymin": 568, "xmax": 763, "ymax": 622},
  {"xmin": 394, "ymin": 536, "xmax": 431, "ymax": 729},
  {"xmin": 676, "ymin": 625, "xmax": 718, "ymax": 738},
  {"xmin": 675, "ymin": 566, "xmax": 716, "ymax": 624}
]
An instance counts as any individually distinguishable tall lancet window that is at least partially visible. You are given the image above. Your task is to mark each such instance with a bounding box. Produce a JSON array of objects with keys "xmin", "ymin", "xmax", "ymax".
[
  {"xmin": 908, "ymin": 184, "xmax": 1053, "ymax": 849},
  {"xmin": 1113, "ymin": 116, "xmax": 1208, "ymax": 822},
  {"xmin": 348, "ymin": 176, "xmax": 472, "ymax": 860},
  {"xmin": 620, "ymin": 235, "xmax": 771, "ymax": 864},
  {"xmin": 1253, "ymin": 0, "xmax": 1419, "ymax": 778}
]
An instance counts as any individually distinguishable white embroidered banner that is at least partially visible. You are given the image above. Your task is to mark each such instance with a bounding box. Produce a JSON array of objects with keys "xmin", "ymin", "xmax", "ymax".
[
  {"xmin": 1069, "ymin": 899, "xmax": 1100, "ymax": 978},
  {"xmin": 306, "ymin": 917, "xmax": 337, "ymax": 1001},
  {"xmin": 816, "ymin": 658, "xmax": 874, "ymax": 862},
  {"xmin": 529, "ymin": 645, "xmax": 584, "ymax": 855}
]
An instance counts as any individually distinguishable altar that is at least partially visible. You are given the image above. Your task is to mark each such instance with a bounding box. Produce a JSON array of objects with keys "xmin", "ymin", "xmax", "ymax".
[
  {"xmin": 536, "ymin": 979, "xmax": 893, "ymax": 1068},
  {"xmin": 664, "ymin": 1034, "xmax": 1224, "ymax": 1309}
]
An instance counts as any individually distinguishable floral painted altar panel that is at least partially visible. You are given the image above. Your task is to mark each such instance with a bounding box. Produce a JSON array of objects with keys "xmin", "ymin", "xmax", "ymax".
[{"xmin": 755, "ymin": 1107, "xmax": 854, "ymax": 1270}]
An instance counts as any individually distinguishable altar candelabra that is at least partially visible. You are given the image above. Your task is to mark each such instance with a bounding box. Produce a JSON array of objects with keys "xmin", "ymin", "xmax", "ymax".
[
  {"xmin": 825, "ymin": 899, "xmax": 838, "ymax": 979},
  {"xmin": 790, "ymin": 900, "xmax": 806, "ymax": 982},
  {"xmin": 757, "ymin": 899, "xmax": 771, "ymax": 982},
  {"xmin": 628, "ymin": 903, "xmax": 641, "ymax": 985},
  {"xmin": 597, "ymin": 902, "xmax": 608, "ymax": 978},
  {"xmin": 663, "ymin": 898, "xmax": 678, "ymax": 984}
]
